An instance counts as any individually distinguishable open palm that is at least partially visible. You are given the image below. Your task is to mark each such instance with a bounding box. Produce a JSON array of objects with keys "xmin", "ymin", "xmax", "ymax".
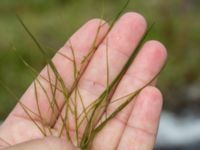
[{"xmin": 0, "ymin": 12, "xmax": 167, "ymax": 150}]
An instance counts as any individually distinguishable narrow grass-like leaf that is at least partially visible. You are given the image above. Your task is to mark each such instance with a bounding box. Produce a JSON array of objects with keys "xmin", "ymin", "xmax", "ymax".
[
  {"xmin": 0, "ymin": 81, "xmax": 46, "ymax": 136},
  {"xmin": 80, "ymin": 24, "xmax": 154, "ymax": 149}
]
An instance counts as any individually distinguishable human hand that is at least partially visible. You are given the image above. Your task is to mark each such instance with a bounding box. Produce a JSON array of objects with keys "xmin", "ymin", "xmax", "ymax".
[{"xmin": 0, "ymin": 12, "xmax": 167, "ymax": 150}]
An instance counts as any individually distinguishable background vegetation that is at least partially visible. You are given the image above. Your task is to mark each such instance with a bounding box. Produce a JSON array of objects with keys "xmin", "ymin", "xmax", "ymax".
[{"xmin": 0, "ymin": 0, "xmax": 200, "ymax": 119}]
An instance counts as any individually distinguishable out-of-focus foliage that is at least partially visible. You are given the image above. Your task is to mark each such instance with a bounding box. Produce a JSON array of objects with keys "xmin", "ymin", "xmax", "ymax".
[{"xmin": 0, "ymin": 0, "xmax": 200, "ymax": 119}]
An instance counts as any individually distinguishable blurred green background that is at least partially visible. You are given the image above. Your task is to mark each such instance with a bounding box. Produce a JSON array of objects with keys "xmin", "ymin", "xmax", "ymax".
[{"xmin": 0, "ymin": 0, "xmax": 200, "ymax": 120}]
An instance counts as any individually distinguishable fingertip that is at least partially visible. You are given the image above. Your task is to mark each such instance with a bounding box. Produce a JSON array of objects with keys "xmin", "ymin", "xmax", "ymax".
[
  {"xmin": 84, "ymin": 18, "xmax": 109, "ymax": 33},
  {"xmin": 144, "ymin": 40, "xmax": 167, "ymax": 61},
  {"xmin": 140, "ymin": 86, "xmax": 163, "ymax": 106},
  {"xmin": 121, "ymin": 12, "xmax": 147, "ymax": 32},
  {"xmin": 64, "ymin": 18, "xmax": 109, "ymax": 50}
]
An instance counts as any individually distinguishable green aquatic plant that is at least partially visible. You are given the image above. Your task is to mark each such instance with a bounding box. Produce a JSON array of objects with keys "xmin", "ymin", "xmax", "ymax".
[{"xmin": 0, "ymin": 0, "xmax": 166, "ymax": 149}]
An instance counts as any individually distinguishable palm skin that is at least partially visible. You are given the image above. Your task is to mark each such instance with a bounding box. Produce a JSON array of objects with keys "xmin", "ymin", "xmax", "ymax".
[{"xmin": 0, "ymin": 12, "xmax": 167, "ymax": 150}]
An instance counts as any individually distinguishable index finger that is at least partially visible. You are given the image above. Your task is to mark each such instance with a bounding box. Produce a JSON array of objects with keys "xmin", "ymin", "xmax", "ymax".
[{"xmin": 0, "ymin": 18, "xmax": 109, "ymax": 145}]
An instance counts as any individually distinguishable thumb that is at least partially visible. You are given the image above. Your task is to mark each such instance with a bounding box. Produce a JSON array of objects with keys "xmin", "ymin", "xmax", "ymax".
[{"xmin": 3, "ymin": 137, "xmax": 76, "ymax": 150}]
